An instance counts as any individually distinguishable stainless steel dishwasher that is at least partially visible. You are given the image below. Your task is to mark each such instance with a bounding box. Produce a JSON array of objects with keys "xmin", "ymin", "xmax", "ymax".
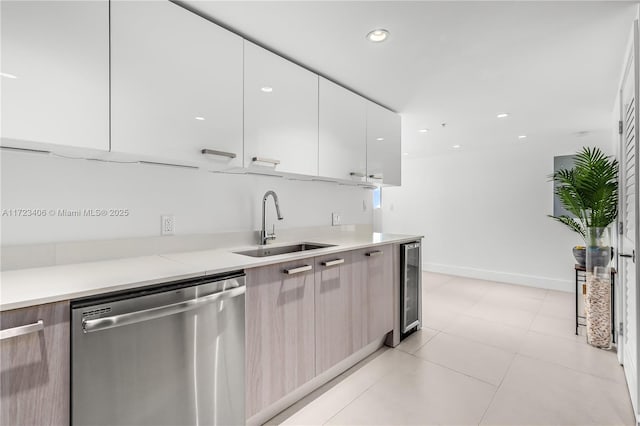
[{"xmin": 71, "ymin": 271, "xmax": 245, "ymax": 426}]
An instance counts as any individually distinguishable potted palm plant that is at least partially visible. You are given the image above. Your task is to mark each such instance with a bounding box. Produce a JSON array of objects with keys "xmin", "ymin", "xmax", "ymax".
[
  {"xmin": 548, "ymin": 146, "xmax": 618, "ymax": 348},
  {"xmin": 548, "ymin": 146, "xmax": 618, "ymax": 265}
]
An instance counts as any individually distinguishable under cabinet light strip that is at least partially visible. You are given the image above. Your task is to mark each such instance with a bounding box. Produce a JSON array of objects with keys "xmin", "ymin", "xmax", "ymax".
[
  {"xmin": 0, "ymin": 146, "xmax": 51, "ymax": 155},
  {"xmin": 139, "ymin": 160, "xmax": 199, "ymax": 170}
]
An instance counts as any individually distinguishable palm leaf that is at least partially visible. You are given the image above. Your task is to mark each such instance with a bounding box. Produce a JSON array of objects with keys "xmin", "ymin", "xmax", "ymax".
[{"xmin": 548, "ymin": 215, "xmax": 586, "ymax": 238}]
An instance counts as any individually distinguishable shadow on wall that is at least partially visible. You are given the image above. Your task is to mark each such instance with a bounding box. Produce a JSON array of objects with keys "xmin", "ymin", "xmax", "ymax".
[{"xmin": 0, "ymin": 151, "xmax": 373, "ymax": 245}]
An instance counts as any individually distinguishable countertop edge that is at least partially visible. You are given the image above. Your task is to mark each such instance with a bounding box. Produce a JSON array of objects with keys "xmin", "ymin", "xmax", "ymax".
[{"xmin": 1, "ymin": 234, "xmax": 423, "ymax": 312}]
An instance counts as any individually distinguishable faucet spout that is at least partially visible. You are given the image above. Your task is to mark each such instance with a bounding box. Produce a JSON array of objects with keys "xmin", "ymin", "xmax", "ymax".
[
  {"xmin": 261, "ymin": 190, "xmax": 283, "ymax": 245},
  {"xmin": 264, "ymin": 190, "xmax": 283, "ymax": 220}
]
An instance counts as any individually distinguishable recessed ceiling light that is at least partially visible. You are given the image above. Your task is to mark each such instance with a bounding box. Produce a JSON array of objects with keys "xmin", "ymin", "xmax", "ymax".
[
  {"xmin": 366, "ymin": 29, "xmax": 389, "ymax": 43},
  {"xmin": 261, "ymin": 86, "xmax": 273, "ymax": 93},
  {"xmin": 195, "ymin": 116, "xmax": 205, "ymax": 121},
  {"xmin": 518, "ymin": 135, "xmax": 527, "ymax": 139},
  {"xmin": 403, "ymin": 152, "xmax": 409, "ymax": 156},
  {"xmin": 452, "ymin": 144, "xmax": 461, "ymax": 149},
  {"xmin": 496, "ymin": 113, "xmax": 509, "ymax": 118},
  {"xmin": 376, "ymin": 137, "xmax": 384, "ymax": 141},
  {"xmin": 0, "ymin": 72, "xmax": 17, "ymax": 79},
  {"xmin": 418, "ymin": 128, "xmax": 429, "ymax": 133}
]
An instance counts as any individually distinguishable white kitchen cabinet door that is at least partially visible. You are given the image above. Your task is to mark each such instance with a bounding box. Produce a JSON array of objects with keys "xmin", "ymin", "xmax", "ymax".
[
  {"xmin": 244, "ymin": 41, "xmax": 319, "ymax": 176},
  {"xmin": 110, "ymin": 1, "xmax": 243, "ymax": 169},
  {"xmin": 366, "ymin": 102, "xmax": 402, "ymax": 186},
  {"xmin": 0, "ymin": 1, "xmax": 109, "ymax": 152},
  {"xmin": 319, "ymin": 78, "xmax": 367, "ymax": 181}
]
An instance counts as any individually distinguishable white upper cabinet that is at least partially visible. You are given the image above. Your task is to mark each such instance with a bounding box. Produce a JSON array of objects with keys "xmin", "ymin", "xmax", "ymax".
[
  {"xmin": 366, "ymin": 102, "xmax": 401, "ymax": 186},
  {"xmin": 110, "ymin": 1, "xmax": 243, "ymax": 169},
  {"xmin": 318, "ymin": 78, "xmax": 367, "ymax": 181},
  {"xmin": 243, "ymin": 42, "xmax": 319, "ymax": 176},
  {"xmin": 0, "ymin": 1, "xmax": 109, "ymax": 152}
]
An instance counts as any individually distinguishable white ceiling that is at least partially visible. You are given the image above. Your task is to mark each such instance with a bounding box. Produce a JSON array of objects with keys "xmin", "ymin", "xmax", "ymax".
[{"xmin": 183, "ymin": 1, "xmax": 638, "ymax": 157}]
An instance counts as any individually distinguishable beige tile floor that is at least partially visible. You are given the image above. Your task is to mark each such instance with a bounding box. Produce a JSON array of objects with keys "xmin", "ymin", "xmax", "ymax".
[{"xmin": 266, "ymin": 272, "xmax": 635, "ymax": 426}]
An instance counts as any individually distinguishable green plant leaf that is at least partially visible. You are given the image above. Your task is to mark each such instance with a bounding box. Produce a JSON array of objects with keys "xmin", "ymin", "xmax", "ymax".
[
  {"xmin": 548, "ymin": 146, "xmax": 618, "ymax": 235},
  {"xmin": 548, "ymin": 215, "xmax": 586, "ymax": 239}
]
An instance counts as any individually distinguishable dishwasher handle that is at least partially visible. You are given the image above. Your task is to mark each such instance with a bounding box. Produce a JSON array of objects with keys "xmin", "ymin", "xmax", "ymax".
[{"xmin": 82, "ymin": 285, "xmax": 246, "ymax": 334}]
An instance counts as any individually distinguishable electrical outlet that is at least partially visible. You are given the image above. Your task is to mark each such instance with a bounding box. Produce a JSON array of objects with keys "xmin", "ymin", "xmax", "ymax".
[
  {"xmin": 161, "ymin": 215, "xmax": 175, "ymax": 236},
  {"xmin": 331, "ymin": 212, "xmax": 342, "ymax": 226}
]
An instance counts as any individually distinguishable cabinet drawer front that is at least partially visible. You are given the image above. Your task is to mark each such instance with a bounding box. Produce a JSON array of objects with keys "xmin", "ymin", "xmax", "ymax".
[{"xmin": 0, "ymin": 301, "xmax": 70, "ymax": 426}]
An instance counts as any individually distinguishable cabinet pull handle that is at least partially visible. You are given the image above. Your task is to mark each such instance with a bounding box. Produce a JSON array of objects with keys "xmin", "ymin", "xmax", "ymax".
[
  {"xmin": 0, "ymin": 319, "xmax": 44, "ymax": 341},
  {"xmin": 201, "ymin": 149, "xmax": 237, "ymax": 159},
  {"xmin": 321, "ymin": 258, "xmax": 345, "ymax": 267},
  {"xmin": 252, "ymin": 157, "xmax": 280, "ymax": 167},
  {"xmin": 365, "ymin": 250, "xmax": 383, "ymax": 257},
  {"xmin": 350, "ymin": 172, "xmax": 365, "ymax": 178},
  {"xmin": 368, "ymin": 174, "xmax": 383, "ymax": 180},
  {"xmin": 283, "ymin": 265, "xmax": 312, "ymax": 275}
]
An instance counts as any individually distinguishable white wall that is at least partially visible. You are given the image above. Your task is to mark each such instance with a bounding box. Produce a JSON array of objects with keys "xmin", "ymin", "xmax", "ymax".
[
  {"xmin": 382, "ymin": 130, "xmax": 613, "ymax": 292},
  {"xmin": 0, "ymin": 150, "xmax": 373, "ymax": 246}
]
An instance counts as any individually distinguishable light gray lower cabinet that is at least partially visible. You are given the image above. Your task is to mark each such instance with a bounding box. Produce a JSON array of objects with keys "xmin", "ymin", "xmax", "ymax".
[
  {"xmin": 354, "ymin": 245, "xmax": 394, "ymax": 344},
  {"xmin": 0, "ymin": 301, "xmax": 70, "ymax": 426},
  {"xmin": 245, "ymin": 259, "xmax": 316, "ymax": 418},
  {"xmin": 246, "ymin": 245, "xmax": 396, "ymax": 418},
  {"xmin": 314, "ymin": 252, "xmax": 365, "ymax": 374}
]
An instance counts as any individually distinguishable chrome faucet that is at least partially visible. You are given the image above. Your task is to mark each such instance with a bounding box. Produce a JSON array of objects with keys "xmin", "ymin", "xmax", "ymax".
[{"xmin": 260, "ymin": 190, "xmax": 284, "ymax": 245}]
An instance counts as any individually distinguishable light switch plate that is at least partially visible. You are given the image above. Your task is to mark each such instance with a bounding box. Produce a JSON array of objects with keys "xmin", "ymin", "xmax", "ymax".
[{"xmin": 331, "ymin": 212, "xmax": 341, "ymax": 226}]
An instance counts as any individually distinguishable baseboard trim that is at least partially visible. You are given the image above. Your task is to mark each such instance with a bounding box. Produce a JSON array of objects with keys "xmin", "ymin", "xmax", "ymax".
[{"xmin": 424, "ymin": 262, "xmax": 573, "ymax": 293}]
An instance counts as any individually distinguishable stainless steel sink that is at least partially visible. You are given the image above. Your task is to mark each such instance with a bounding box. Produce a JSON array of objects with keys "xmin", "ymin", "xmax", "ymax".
[{"xmin": 234, "ymin": 242, "xmax": 335, "ymax": 258}]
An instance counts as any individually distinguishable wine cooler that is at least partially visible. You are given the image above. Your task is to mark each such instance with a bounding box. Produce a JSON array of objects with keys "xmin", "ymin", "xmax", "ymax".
[{"xmin": 401, "ymin": 241, "xmax": 422, "ymax": 336}]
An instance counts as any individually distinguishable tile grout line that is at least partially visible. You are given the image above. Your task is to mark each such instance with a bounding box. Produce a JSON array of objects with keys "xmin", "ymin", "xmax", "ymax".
[
  {"xmin": 477, "ymin": 351, "xmax": 519, "ymax": 425},
  {"xmin": 516, "ymin": 293, "xmax": 627, "ymax": 385},
  {"xmin": 320, "ymin": 354, "xmax": 409, "ymax": 426},
  {"xmin": 401, "ymin": 345, "xmax": 502, "ymax": 388},
  {"xmin": 515, "ymin": 347, "xmax": 626, "ymax": 385}
]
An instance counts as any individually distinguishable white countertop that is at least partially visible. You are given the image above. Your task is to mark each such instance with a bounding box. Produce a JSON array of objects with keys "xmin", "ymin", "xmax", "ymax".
[{"xmin": 0, "ymin": 233, "xmax": 422, "ymax": 311}]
